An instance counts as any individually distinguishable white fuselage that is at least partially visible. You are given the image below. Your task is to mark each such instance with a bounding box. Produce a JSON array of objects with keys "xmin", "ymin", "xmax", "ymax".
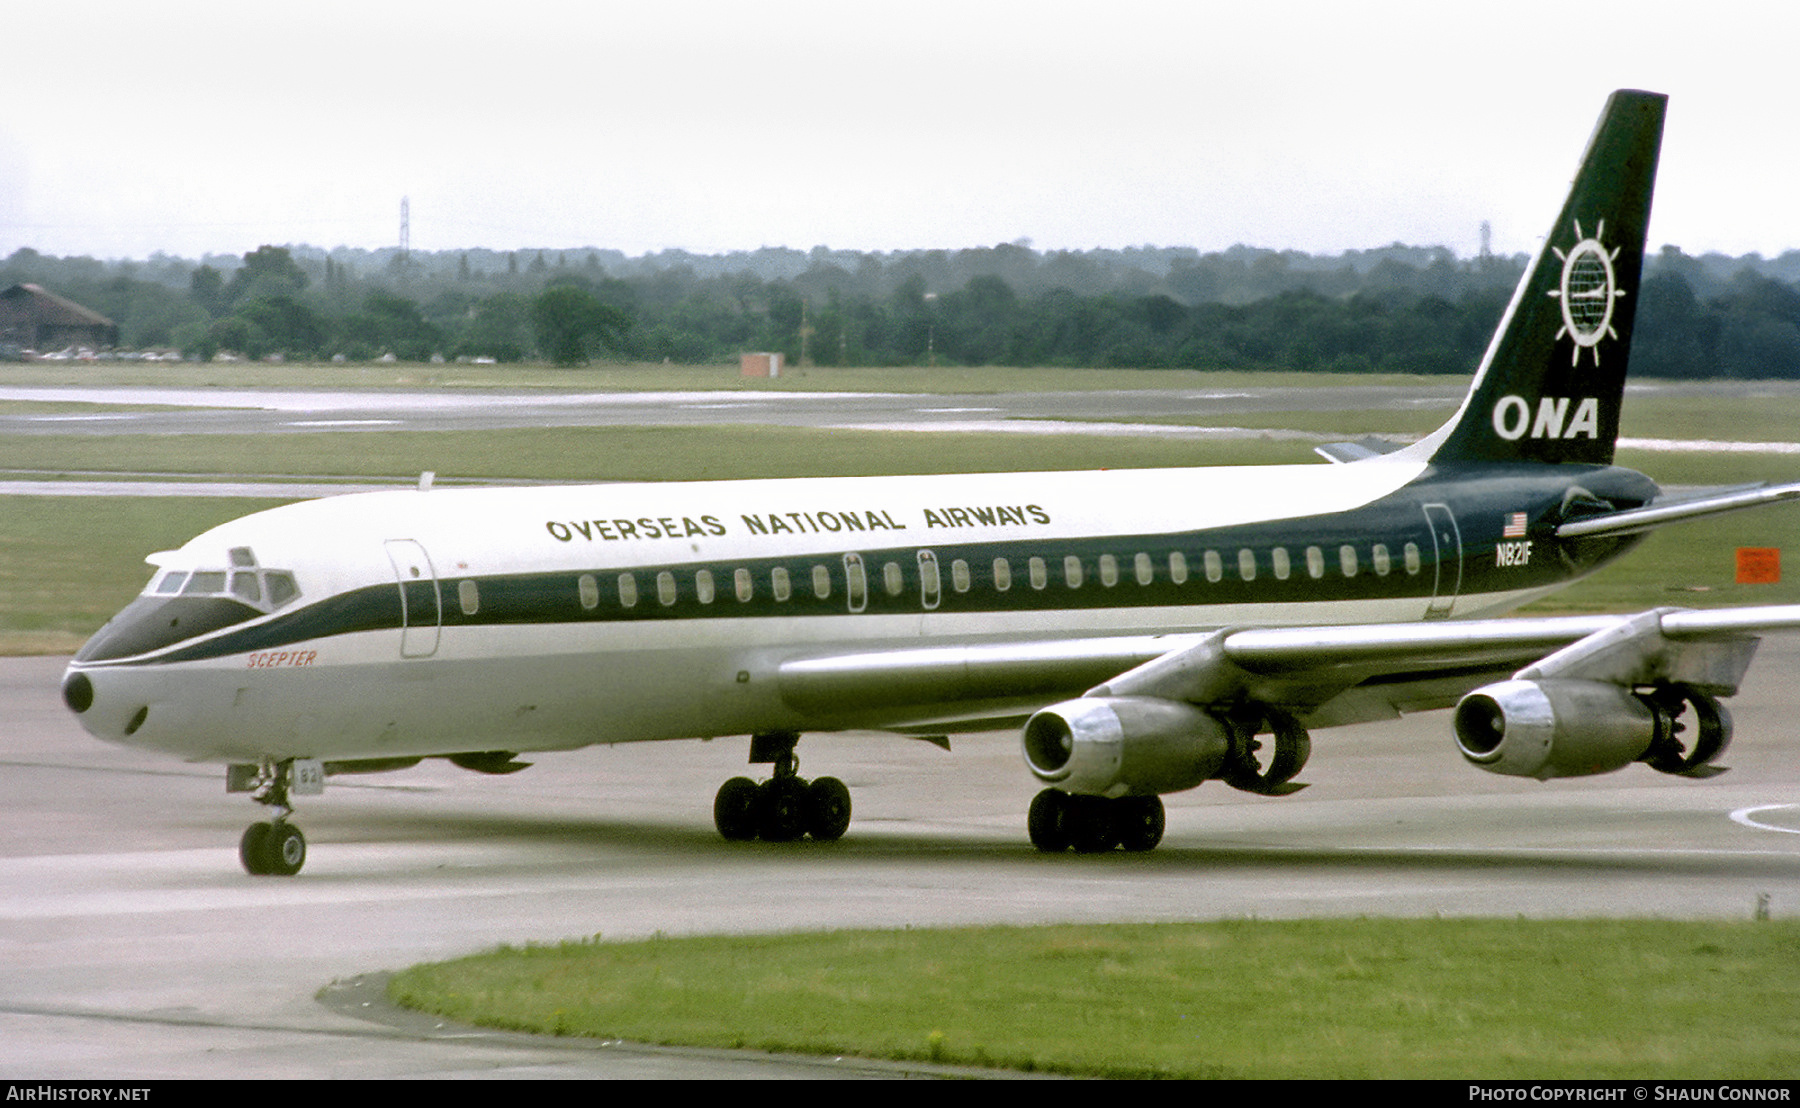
[{"xmin": 66, "ymin": 456, "xmax": 1572, "ymax": 765}]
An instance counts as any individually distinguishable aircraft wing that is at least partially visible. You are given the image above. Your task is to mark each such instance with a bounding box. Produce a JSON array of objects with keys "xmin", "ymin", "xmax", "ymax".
[{"xmin": 776, "ymin": 605, "xmax": 1800, "ymax": 734}]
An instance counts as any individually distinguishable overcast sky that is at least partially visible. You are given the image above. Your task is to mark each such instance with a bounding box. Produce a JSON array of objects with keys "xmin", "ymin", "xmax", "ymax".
[{"xmin": 5, "ymin": 0, "xmax": 1797, "ymax": 264}]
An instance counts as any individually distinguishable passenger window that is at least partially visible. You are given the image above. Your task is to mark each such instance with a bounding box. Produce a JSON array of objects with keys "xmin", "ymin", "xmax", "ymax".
[
  {"xmin": 1098, "ymin": 554, "xmax": 1118, "ymax": 587},
  {"xmin": 951, "ymin": 559, "xmax": 971, "ymax": 593},
  {"xmin": 1271, "ymin": 547, "xmax": 1291, "ymax": 581},
  {"xmin": 695, "ymin": 569, "xmax": 716, "ymax": 604},
  {"xmin": 735, "ymin": 568, "xmax": 753, "ymax": 602},
  {"xmin": 918, "ymin": 550, "xmax": 940, "ymax": 609},
  {"xmin": 618, "ymin": 573, "xmax": 639, "ymax": 608},
  {"xmin": 812, "ymin": 564, "xmax": 832, "ymax": 599},
  {"xmin": 1339, "ymin": 545, "xmax": 1359, "ymax": 577},
  {"xmin": 1203, "ymin": 550, "xmax": 1223, "ymax": 584},
  {"xmin": 1306, "ymin": 546, "xmax": 1325, "ymax": 579},
  {"xmin": 1404, "ymin": 542, "xmax": 1422, "ymax": 575},
  {"xmin": 656, "ymin": 571, "xmax": 677, "ymax": 606},
  {"xmin": 1029, "ymin": 557, "xmax": 1048, "ymax": 590},
  {"xmin": 458, "ymin": 579, "xmax": 480, "ymax": 615},
  {"xmin": 882, "ymin": 561, "xmax": 904, "ymax": 597},
  {"xmin": 1063, "ymin": 556, "xmax": 1083, "ymax": 588},
  {"xmin": 992, "ymin": 557, "xmax": 1012, "ymax": 592},
  {"xmin": 578, "ymin": 574, "xmax": 600, "ymax": 610},
  {"xmin": 772, "ymin": 566, "xmax": 792, "ymax": 602},
  {"xmin": 1373, "ymin": 544, "xmax": 1392, "ymax": 576},
  {"xmin": 1134, "ymin": 552, "xmax": 1153, "ymax": 585},
  {"xmin": 1169, "ymin": 552, "xmax": 1188, "ymax": 584},
  {"xmin": 1237, "ymin": 549, "xmax": 1256, "ymax": 582}
]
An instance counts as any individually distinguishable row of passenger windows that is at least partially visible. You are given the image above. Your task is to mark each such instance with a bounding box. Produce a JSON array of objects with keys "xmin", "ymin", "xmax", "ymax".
[{"xmin": 446, "ymin": 541, "xmax": 1429, "ymax": 617}]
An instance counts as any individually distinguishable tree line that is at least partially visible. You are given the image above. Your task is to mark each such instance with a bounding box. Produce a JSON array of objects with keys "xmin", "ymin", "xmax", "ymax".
[{"xmin": 5, "ymin": 240, "xmax": 1800, "ymax": 378}]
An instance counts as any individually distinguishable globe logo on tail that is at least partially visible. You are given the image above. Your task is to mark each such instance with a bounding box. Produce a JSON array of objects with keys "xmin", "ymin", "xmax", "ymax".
[{"xmin": 1548, "ymin": 218, "xmax": 1626, "ymax": 367}]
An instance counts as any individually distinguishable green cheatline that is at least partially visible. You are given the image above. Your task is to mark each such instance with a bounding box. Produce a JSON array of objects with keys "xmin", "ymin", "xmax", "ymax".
[{"xmin": 385, "ymin": 917, "xmax": 1800, "ymax": 1079}]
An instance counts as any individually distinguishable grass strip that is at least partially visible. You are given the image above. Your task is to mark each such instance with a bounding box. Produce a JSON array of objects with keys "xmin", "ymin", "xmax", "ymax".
[
  {"xmin": 0, "ymin": 424, "xmax": 1305, "ymax": 484},
  {"xmin": 386, "ymin": 917, "xmax": 1800, "ymax": 1079}
]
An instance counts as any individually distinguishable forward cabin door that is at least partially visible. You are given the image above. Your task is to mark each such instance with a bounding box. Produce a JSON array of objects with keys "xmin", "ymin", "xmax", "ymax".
[
  {"xmin": 384, "ymin": 539, "xmax": 442, "ymax": 658},
  {"xmin": 1422, "ymin": 503, "xmax": 1462, "ymax": 620}
]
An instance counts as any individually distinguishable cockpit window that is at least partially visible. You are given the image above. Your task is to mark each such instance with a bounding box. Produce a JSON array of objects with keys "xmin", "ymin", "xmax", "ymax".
[
  {"xmin": 145, "ymin": 548, "xmax": 301, "ymax": 615},
  {"xmin": 265, "ymin": 571, "xmax": 300, "ymax": 608},
  {"xmin": 82, "ymin": 548, "xmax": 306, "ymax": 663},
  {"xmin": 183, "ymin": 571, "xmax": 227, "ymax": 595}
]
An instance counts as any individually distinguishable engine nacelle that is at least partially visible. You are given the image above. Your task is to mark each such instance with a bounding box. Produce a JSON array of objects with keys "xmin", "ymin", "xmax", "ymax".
[
  {"xmin": 1022, "ymin": 696, "xmax": 1231, "ymax": 797},
  {"xmin": 1453, "ymin": 678, "xmax": 1663, "ymax": 780}
]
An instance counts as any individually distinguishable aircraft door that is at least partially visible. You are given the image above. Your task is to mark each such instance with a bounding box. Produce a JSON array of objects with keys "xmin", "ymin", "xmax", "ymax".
[
  {"xmin": 384, "ymin": 539, "xmax": 442, "ymax": 657},
  {"xmin": 1422, "ymin": 503, "xmax": 1462, "ymax": 620}
]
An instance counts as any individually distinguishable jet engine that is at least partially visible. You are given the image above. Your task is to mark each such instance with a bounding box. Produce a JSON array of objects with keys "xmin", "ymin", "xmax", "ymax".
[
  {"xmin": 1022, "ymin": 696, "xmax": 1232, "ymax": 797},
  {"xmin": 1452, "ymin": 678, "xmax": 1731, "ymax": 779}
]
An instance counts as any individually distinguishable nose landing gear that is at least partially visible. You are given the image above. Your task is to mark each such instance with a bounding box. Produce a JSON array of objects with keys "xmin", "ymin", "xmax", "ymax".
[{"xmin": 229, "ymin": 758, "xmax": 317, "ymax": 875}]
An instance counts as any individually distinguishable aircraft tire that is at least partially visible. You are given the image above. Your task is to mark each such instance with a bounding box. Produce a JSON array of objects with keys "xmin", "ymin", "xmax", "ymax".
[
  {"xmin": 1066, "ymin": 795, "xmax": 1120, "ymax": 854},
  {"xmin": 1027, "ymin": 788, "xmax": 1072, "ymax": 852},
  {"xmin": 805, "ymin": 776, "xmax": 852, "ymax": 842},
  {"xmin": 714, "ymin": 777, "xmax": 762, "ymax": 841},
  {"xmin": 759, "ymin": 777, "xmax": 810, "ymax": 842},
  {"xmin": 1115, "ymin": 796, "xmax": 1166, "ymax": 852},
  {"xmin": 265, "ymin": 822, "xmax": 306, "ymax": 876},
  {"xmin": 239, "ymin": 822, "xmax": 274, "ymax": 875}
]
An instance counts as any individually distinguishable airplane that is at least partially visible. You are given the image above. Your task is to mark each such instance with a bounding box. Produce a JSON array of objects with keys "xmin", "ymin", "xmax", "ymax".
[{"xmin": 59, "ymin": 89, "xmax": 1800, "ymax": 875}]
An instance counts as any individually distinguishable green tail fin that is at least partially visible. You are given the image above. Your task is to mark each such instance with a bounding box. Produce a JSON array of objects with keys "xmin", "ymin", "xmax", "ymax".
[{"xmin": 1414, "ymin": 90, "xmax": 1666, "ymax": 466}]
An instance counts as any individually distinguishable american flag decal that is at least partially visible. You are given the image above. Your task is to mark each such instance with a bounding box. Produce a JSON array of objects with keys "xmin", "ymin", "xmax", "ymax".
[{"xmin": 1502, "ymin": 512, "xmax": 1528, "ymax": 538}]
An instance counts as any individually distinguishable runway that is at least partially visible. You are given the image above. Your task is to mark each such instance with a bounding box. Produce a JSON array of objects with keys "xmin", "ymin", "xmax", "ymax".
[
  {"xmin": 4, "ymin": 638, "xmax": 1800, "ymax": 1078},
  {"xmin": 0, "ymin": 382, "xmax": 1468, "ymax": 438}
]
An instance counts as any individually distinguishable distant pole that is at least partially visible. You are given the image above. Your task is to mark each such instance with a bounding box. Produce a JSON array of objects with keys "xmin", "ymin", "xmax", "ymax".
[
  {"xmin": 799, "ymin": 299, "xmax": 811, "ymax": 367},
  {"xmin": 400, "ymin": 197, "xmax": 411, "ymax": 264}
]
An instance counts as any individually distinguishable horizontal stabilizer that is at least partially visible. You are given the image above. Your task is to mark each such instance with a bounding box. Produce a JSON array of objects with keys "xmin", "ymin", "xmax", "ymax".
[
  {"xmin": 1314, "ymin": 437, "xmax": 1410, "ymax": 463},
  {"xmin": 1556, "ymin": 481, "xmax": 1800, "ymax": 539}
]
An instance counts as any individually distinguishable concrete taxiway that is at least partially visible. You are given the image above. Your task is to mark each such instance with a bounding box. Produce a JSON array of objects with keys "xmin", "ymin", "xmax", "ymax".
[
  {"xmin": 3, "ymin": 638, "xmax": 1800, "ymax": 1078},
  {"xmin": 0, "ymin": 382, "xmax": 1469, "ymax": 439}
]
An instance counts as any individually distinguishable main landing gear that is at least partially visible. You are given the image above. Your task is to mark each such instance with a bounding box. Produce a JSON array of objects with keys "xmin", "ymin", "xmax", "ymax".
[
  {"xmin": 228, "ymin": 758, "xmax": 316, "ymax": 876},
  {"xmin": 1028, "ymin": 788, "xmax": 1166, "ymax": 854},
  {"xmin": 713, "ymin": 731, "xmax": 851, "ymax": 843}
]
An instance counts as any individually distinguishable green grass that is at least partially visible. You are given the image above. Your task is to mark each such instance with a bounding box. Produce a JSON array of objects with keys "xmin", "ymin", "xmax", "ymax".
[
  {"xmin": 386, "ymin": 918, "xmax": 1800, "ymax": 1078},
  {"xmin": 0, "ymin": 424, "xmax": 1309, "ymax": 484},
  {"xmin": 0, "ymin": 496, "xmax": 282, "ymax": 652}
]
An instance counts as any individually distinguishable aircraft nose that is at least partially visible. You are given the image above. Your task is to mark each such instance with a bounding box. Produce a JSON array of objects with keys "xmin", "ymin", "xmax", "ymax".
[{"xmin": 62, "ymin": 669, "xmax": 94, "ymax": 714}]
